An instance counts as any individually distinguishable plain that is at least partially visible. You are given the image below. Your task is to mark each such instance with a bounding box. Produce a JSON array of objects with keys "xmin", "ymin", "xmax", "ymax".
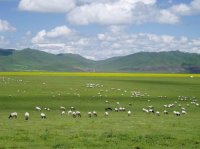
[{"xmin": 0, "ymin": 73, "xmax": 199, "ymax": 149}]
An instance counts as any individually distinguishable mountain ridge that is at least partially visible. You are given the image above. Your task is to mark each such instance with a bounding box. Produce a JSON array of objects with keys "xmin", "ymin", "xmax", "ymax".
[{"xmin": 0, "ymin": 48, "xmax": 200, "ymax": 73}]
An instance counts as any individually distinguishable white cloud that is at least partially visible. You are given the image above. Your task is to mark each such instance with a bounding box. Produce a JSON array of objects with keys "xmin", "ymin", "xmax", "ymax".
[
  {"xmin": 67, "ymin": 0, "xmax": 182, "ymax": 25},
  {"xmin": 0, "ymin": 19, "xmax": 16, "ymax": 32},
  {"xmin": 46, "ymin": 26, "xmax": 73, "ymax": 38},
  {"xmin": 170, "ymin": 0, "xmax": 200, "ymax": 16},
  {"xmin": 191, "ymin": 0, "xmax": 200, "ymax": 12},
  {"xmin": 18, "ymin": 0, "xmax": 76, "ymax": 13},
  {"xmin": 32, "ymin": 25, "xmax": 73, "ymax": 44},
  {"xmin": 157, "ymin": 9, "xmax": 179, "ymax": 24},
  {"xmin": 30, "ymin": 26, "xmax": 200, "ymax": 60},
  {"xmin": 68, "ymin": 2, "xmax": 133, "ymax": 25},
  {"xmin": 31, "ymin": 25, "xmax": 77, "ymax": 54},
  {"xmin": 17, "ymin": 0, "xmax": 200, "ymax": 25},
  {"xmin": 170, "ymin": 4, "xmax": 192, "ymax": 16},
  {"xmin": 68, "ymin": 0, "xmax": 160, "ymax": 25}
]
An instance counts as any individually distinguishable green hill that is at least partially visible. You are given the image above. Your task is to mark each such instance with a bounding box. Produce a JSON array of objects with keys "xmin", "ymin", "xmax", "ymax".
[
  {"xmin": 0, "ymin": 48, "xmax": 200, "ymax": 73},
  {"xmin": 0, "ymin": 48, "xmax": 95, "ymax": 72},
  {"xmin": 96, "ymin": 51, "xmax": 200, "ymax": 73}
]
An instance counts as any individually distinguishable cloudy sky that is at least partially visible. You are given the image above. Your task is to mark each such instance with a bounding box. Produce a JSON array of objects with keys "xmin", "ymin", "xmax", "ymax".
[{"xmin": 0, "ymin": 0, "xmax": 200, "ymax": 60}]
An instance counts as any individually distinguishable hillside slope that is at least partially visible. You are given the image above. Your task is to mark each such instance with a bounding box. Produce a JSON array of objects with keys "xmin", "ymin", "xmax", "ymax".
[
  {"xmin": 0, "ymin": 49, "xmax": 200, "ymax": 73},
  {"xmin": 0, "ymin": 48, "xmax": 95, "ymax": 71},
  {"xmin": 96, "ymin": 51, "xmax": 200, "ymax": 73}
]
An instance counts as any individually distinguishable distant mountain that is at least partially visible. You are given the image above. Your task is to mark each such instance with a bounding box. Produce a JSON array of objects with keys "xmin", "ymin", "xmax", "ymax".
[
  {"xmin": 0, "ymin": 48, "xmax": 95, "ymax": 72},
  {"xmin": 96, "ymin": 51, "xmax": 200, "ymax": 73},
  {"xmin": 0, "ymin": 48, "xmax": 200, "ymax": 73}
]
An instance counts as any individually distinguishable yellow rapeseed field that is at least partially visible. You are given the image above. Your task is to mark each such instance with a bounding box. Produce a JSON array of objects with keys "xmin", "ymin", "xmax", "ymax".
[{"xmin": 0, "ymin": 72, "xmax": 199, "ymax": 77}]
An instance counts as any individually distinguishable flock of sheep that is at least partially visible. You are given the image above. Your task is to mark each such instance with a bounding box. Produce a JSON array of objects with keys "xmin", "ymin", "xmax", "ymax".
[
  {"xmin": 8, "ymin": 94, "xmax": 199, "ymax": 121},
  {"xmin": 8, "ymin": 105, "xmax": 132, "ymax": 120},
  {"xmin": 4, "ymin": 80, "xmax": 199, "ymax": 121}
]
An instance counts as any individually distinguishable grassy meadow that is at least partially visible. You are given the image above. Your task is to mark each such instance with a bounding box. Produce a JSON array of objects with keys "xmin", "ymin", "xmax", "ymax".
[{"xmin": 0, "ymin": 72, "xmax": 199, "ymax": 149}]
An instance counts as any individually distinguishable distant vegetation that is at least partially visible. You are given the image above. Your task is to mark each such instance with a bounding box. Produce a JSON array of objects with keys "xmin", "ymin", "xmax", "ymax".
[{"xmin": 0, "ymin": 48, "xmax": 200, "ymax": 73}]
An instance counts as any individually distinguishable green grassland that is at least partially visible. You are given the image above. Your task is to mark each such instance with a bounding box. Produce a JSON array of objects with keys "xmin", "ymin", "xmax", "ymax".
[{"xmin": 0, "ymin": 72, "xmax": 199, "ymax": 149}]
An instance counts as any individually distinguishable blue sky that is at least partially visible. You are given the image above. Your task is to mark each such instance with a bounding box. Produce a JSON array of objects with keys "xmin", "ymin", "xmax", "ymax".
[{"xmin": 0, "ymin": 0, "xmax": 200, "ymax": 60}]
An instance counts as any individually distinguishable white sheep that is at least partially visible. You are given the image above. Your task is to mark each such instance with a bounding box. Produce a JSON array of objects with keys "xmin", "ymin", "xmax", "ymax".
[
  {"xmin": 61, "ymin": 111, "xmax": 65, "ymax": 115},
  {"xmin": 8, "ymin": 112, "xmax": 17, "ymax": 119},
  {"xmin": 114, "ymin": 108, "xmax": 119, "ymax": 112},
  {"xmin": 88, "ymin": 112, "xmax": 92, "ymax": 117},
  {"xmin": 70, "ymin": 107, "xmax": 75, "ymax": 110},
  {"xmin": 173, "ymin": 111, "xmax": 181, "ymax": 116},
  {"xmin": 127, "ymin": 110, "xmax": 131, "ymax": 116},
  {"xmin": 76, "ymin": 111, "xmax": 81, "ymax": 117},
  {"xmin": 44, "ymin": 107, "xmax": 51, "ymax": 111},
  {"xmin": 156, "ymin": 111, "xmax": 160, "ymax": 116},
  {"xmin": 104, "ymin": 111, "xmax": 109, "ymax": 117},
  {"xmin": 163, "ymin": 110, "xmax": 168, "ymax": 114},
  {"xmin": 25, "ymin": 112, "xmax": 29, "ymax": 120},
  {"xmin": 35, "ymin": 106, "xmax": 41, "ymax": 111},
  {"xmin": 122, "ymin": 107, "xmax": 126, "ymax": 111},
  {"xmin": 181, "ymin": 110, "xmax": 187, "ymax": 114},
  {"xmin": 93, "ymin": 111, "xmax": 97, "ymax": 117},
  {"xmin": 41, "ymin": 113, "xmax": 47, "ymax": 119},
  {"xmin": 72, "ymin": 111, "xmax": 76, "ymax": 118},
  {"xmin": 60, "ymin": 106, "xmax": 65, "ymax": 111},
  {"xmin": 68, "ymin": 110, "xmax": 72, "ymax": 115},
  {"xmin": 181, "ymin": 107, "xmax": 185, "ymax": 111},
  {"xmin": 142, "ymin": 108, "xmax": 149, "ymax": 113}
]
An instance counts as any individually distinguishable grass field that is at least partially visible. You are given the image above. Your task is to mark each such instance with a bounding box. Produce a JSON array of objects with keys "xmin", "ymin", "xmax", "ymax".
[{"xmin": 0, "ymin": 72, "xmax": 199, "ymax": 149}]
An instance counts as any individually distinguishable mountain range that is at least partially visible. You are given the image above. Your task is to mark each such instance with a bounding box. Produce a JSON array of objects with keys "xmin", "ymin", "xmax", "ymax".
[{"xmin": 0, "ymin": 48, "xmax": 200, "ymax": 73}]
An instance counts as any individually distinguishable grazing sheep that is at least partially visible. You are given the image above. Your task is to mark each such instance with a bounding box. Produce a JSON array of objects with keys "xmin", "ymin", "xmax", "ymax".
[
  {"xmin": 88, "ymin": 112, "xmax": 92, "ymax": 117},
  {"xmin": 181, "ymin": 107, "xmax": 185, "ymax": 111},
  {"xmin": 72, "ymin": 111, "xmax": 76, "ymax": 118},
  {"xmin": 104, "ymin": 111, "xmax": 109, "ymax": 117},
  {"xmin": 76, "ymin": 111, "xmax": 81, "ymax": 117},
  {"xmin": 142, "ymin": 108, "xmax": 149, "ymax": 113},
  {"xmin": 35, "ymin": 106, "xmax": 41, "ymax": 111},
  {"xmin": 68, "ymin": 110, "xmax": 72, "ymax": 115},
  {"xmin": 70, "ymin": 106, "xmax": 75, "ymax": 111},
  {"xmin": 44, "ymin": 107, "xmax": 51, "ymax": 111},
  {"xmin": 122, "ymin": 107, "xmax": 126, "ymax": 111},
  {"xmin": 128, "ymin": 110, "xmax": 131, "ymax": 116},
  {"xmin": 61, "ymin": 111, "xmax": 65, "ymax": 115},
  {"xmin": 41, "ymin": 113, "xmax": 47, "ymax": 119},
  {"xmin": 93, "ymin": 111, "xmax": 97, "ymax": 117},
  {"xmin": 8, "ymin": 112, "xmax": 17, "ymax": 119},
  {"xmin": 156, "ymin": 111, "xmax": 160, "ymax": 116},
  {"xmin": 114, "ymin": 108, "xmax": 119, "ymax": 112},
  {"xmin": 149, "ymin": 109, "xmax": 154, "ymax": 113},
  {"xmin": 163, "ymin": 110, "xmax": 168, "ymax": 114},
  {"xmin": 60, "ymin": 106, "xmax": 65, "ymax": 111},
  {"xmin": 173, "ymin": 111, "xmax": 181, "ymax": 116},
  {"xmin": 25, "ymin": 112, "xmax": 29, "ymax": 120},
  {"xmin": 181, "ymin": 110, "xmax": 187, "ymax": 114},
  {"xmin": 119, "ymin": 107, "xmax": 126, "ymax": 111}
]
